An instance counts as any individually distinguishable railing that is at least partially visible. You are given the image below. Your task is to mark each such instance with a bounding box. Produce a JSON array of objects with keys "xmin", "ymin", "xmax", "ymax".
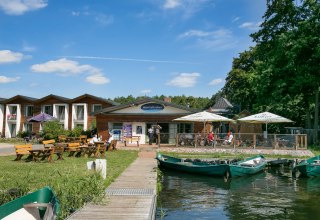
[
  {"xmin": 173, "ymin": 133, "xmax": 307, "ymax": 150},
  {"xmin": 7, "ymin": 114, "xmax": 17, "ymax": 121}
]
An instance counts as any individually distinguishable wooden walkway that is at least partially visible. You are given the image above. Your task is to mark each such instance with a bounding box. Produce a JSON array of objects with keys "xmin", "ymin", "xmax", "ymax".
[{"xmin": 68, "ymin": 151, "xmax": 158, "ymax": 220}]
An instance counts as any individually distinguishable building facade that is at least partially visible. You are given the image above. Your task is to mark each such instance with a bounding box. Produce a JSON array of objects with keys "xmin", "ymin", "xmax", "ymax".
[
  {"xmin": 95, "ymin": 98, "xmax": 203, "ymax": 145},
  {"xmin": 0, "ymin": 94, "xmax": 116, "ymax": 138}
]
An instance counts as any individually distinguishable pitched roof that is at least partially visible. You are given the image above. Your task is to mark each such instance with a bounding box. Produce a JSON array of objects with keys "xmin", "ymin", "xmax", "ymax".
[
  {"xmin": 96, "ymin": 97, "xmax": 198, "ymax": 114},
  {"xmin": 35, "ymin": 94, "xmax": 70, "ymax": 103},
  {"xmin": 208, "ymin": 97, "xmax": 233, "ymax": 114},
  {"xmin": 4, "ymin": 95, "xmax": 38, "ymax": 103},
  {"xmin": 71, "ymin": 93, "xmax": 119, "ymax": 106}
]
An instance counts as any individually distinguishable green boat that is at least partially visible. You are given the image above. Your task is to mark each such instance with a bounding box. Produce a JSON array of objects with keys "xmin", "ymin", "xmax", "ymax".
[
  {"xmin": 0, "ymin": 186, "xmax": 60, "ymax": 220},
  {"xmin": 229, "ymin": 155, "xmax": 267, "ymax": 177},
  {"xmin": 156, "ymin": 153, "xmax": 229, "ymax": 177},
  {"xmin": 295, "ymin": 155, "xmax": 320, "ymax": 177}
]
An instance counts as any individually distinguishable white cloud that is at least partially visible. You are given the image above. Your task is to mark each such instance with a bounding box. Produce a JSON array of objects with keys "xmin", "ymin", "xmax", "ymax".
[
  {"xmin": 178, "ymin": 28, "xmax": 238, "ymax": 51},
  {"xmin": 86, "ymin": 74, "xmax": 110, "ymax": 85},
  {"xmin": 178, "ymin": 29, "xmax": 211, "ymax": 39},
  {"xmin": 22, "ymin": 42, "xmax": 36, "ymax": 52},
  {"xmin": 239, "ymin": 22, "xmax": 261, "ymax": 30},
  {"xmin": 140, "ymin": 89, "xmax": 151, "ymax": 94},
  {"xmin": 232, "ymin": 17, "xmax": 240, "ymax": 22},
  {"xmin": 209, "ymin": 78, "xmax": 224, "ymax": 86},
  {"xmin": 0, "ymin": 50, "xmax": 24, "ymax": 64},
  {"xmin": 71, "ymin": 11, "xmax": 80, "ymax": 16},
  {"xmin": 31, "ymin": 58, "xmax": 110, "ymax": 85},
  {"xmin": 0, "ymin": 75, "xmax": 20, "ymax": 83},
  {"xmin": 163, "ymin": 0, "xmax": 181, "ymax": 9},
  {"xmin": 167, "ymin": 72, "xmax": 200, "ymax": 88},
  {"xmin": 0, "ymin": 0, "xmax": 47, "ymax": 15},
  {"xmin": 162, "ymin": 0, "xmax": 212, "ymax": 19},
  {"xmin": 95, "ymin": 13, "xmax": 114, "ymax": 26},
  {"xmin": 148, "ymin": 66, "xmax": 156, "ymax": 71}
]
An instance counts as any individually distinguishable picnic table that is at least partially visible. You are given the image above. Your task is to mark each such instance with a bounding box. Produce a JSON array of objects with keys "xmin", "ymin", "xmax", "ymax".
[
  {"xmin": 28, "ymin": 148, "xmax": 54, "ymax": 162},
  {"xmin": 86, "ymin": 141, "xmax": 106, "ymax": 158}
]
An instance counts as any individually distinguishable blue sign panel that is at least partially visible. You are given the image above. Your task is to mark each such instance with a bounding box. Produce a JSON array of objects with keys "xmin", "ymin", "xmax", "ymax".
[{"xmin": 141, "ymin": 103, "xmax": 164, "ymax": 112}]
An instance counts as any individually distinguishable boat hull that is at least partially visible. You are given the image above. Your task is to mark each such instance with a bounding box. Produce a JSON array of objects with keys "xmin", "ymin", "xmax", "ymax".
[
  {"xmin": 296, "ymin": 156, "xmax": 320, "ymax": 177},
  {"xmin": 229, "ymin": 155, "xmax": 267, "ymax": 177},
  {"xmin": 0, "ymin": 186, "xmax": 60, "ymax": 219},
  {"xmin": 157, "ymin": 153, "xmax": 229, "ymax": 177}
]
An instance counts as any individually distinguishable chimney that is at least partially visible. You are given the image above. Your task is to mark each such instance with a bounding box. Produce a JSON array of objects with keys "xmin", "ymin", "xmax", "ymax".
[{"xmin": 163, "ymin": 97, "xmax": 171, "ymax": 103}]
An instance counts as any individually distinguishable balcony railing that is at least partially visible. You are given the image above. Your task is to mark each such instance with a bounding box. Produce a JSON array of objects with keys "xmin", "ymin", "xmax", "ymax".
[{"xmin": 7, "ymin": 114, "xmax": 17, "ymax": 121}]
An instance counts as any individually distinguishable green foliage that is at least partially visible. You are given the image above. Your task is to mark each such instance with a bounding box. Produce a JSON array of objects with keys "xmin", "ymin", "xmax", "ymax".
[
  {"xmin": 113, "ymin": 95, "xmax": 210, "ymax": 110},
  {"xmin": 41, "ymin": 121, "xmax": 66, "ymax": 140},
  {"xmin": 68, "ymin": 126, "xmax": 83, "ymax": 137},
  {"xmin": 17, "ymin": 131, "xmax": 31, "ymax": 139},
  {"xmin": 222, "ymin": 0, "xmax": 320, "ymax": 138}
]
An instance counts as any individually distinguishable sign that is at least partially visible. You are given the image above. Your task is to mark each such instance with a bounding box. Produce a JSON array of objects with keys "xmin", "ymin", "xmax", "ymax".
[{"xmin": 141, "ymin": 103, "xmax": 164, "ymax": 112}]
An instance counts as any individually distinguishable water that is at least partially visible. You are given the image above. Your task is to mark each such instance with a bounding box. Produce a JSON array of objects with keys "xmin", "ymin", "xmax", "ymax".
[{"xmin": 156, "ymin": 167, "xmax": 320, "ymax": 220}]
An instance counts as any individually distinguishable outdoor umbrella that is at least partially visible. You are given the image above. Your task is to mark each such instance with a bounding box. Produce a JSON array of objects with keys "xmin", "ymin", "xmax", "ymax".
[
  {"xmin": 28, "ymin": 112, "xmax": 57, "ymax": 122},
  {"xmin": 173, "ymin": 111, "xmax": 234, "ymax": 135},
  {"xmin": 237, "ymin": 111, "xmax": 293, "ymax": 137}
]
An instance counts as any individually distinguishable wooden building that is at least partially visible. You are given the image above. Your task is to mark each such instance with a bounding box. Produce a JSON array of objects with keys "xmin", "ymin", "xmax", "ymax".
[
  {"xmin": 95, "ymin": 98, "xmax": 202, "ymax": 144},
  {"xmin": 0, "ymin": 94, "xmax": 117, "ymax": 138}
]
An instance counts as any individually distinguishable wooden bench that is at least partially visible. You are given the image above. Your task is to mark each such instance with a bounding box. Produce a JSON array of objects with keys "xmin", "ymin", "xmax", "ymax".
[
  {"xmin": 42, "ymin": 139, "xmax": 55, "ymax": 148},
  {"xmin": 66, "ymin": 143, "xmax": 81, "ymax": 157},
  {"xmin": 124, "ymin": 136, "xmax": 140, "ymax": 147},
  {"xmin": 107, "ymin": 140, "xmax": 118, "ymax": 151},
  {"xmin": 14, "ymin": 144, "xmax": 32, "ymax": 161}
]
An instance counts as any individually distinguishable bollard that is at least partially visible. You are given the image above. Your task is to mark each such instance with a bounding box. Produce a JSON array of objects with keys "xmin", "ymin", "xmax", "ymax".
[{"xmin": 87, "ymin": 159, "xmax": 107, "ymax": 179}]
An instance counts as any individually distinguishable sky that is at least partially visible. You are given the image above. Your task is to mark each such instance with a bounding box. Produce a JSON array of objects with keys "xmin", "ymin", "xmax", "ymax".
[{"xmin": 0, "ymin": 0, "xmax": 266, "ymax": 99}]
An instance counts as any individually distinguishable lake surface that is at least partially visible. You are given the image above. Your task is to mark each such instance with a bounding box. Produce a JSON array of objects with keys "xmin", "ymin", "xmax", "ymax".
[{"xmin": 156, "ymin": 166, "xmax": 320, "ymax": 220}]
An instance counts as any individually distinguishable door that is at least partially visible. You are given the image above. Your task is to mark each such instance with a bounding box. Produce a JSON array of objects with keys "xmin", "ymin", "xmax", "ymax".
[{"xmin": 132, "ymin": 122, "xmax": 145, "ymax": 144}]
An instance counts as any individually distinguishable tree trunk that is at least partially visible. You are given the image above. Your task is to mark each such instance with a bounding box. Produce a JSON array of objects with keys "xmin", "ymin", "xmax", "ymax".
[{"xmin": 314, "ymin": 87, "xmax": 319, "ymax": 146}]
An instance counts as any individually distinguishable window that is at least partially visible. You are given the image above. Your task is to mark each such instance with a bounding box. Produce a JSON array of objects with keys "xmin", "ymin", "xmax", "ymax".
[
  {"xmin": 92, "ymin": 104, "xmax": 102, "ymax": 113},
  {"xmin": 113, "ymin": 123, "xmax": 123, "ymax": 129},
  {"xmin": 76, "ymin": 105, "xmax": 84, "ymax": 120},
  {"xmin": 58, "ymin": 106, "xmax": 65, "ymax": 120},
  {"xmin": 178, "ymin": 123, "xmax": 193, "ymax": 133},
  {"xmin": 43, "ymin": 105, "xmax": 53, "ymax": 115},
  {"xmin": 25, "ymin": 123, "xmax": 33, "ymax": 133},
  {"xmin": 25, "ymin": 105, "xmax": 34, "ymax": 117}
]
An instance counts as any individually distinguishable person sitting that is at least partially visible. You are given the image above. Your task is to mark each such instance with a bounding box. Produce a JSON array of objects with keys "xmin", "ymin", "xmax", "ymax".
[
  {"xmin": 106, "ymin": 132, "xmax": 114, "ymax": 150},
  {"xmin": 207, "ymin": 131, "xmax": 215, "ymax": 146},
  {"xmin": 89, "ymin": 134, "xmax": 100, "ymax": 144},
  {"xmin": 223, "ymin": 132, "xmax": 234, "ymax": 145}
]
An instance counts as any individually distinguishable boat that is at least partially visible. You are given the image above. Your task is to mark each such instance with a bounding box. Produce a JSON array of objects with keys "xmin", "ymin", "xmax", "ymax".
[
  {"xmin": 267, "ymin": 158, "xmax": 290, "ymax": 166},
  {"xmin": 229, "ymin": 155, "xmax": 267, "ymax": 177},
  {"xmin": 295, "ymin": 155, "xmax": 320, "ymax": 177},
  {"xmin": 156, "ymin": 153, "xmax": 229, "ymax": 177},
  {"xmin": 0, "ymin": 186, "xmax": 60, "ymax": 220}
]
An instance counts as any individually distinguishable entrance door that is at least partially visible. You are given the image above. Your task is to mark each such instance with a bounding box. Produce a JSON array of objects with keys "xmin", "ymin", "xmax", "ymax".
[{"xmin": 132, "ymin": 122, "xmax": 145, "ymax": 144}]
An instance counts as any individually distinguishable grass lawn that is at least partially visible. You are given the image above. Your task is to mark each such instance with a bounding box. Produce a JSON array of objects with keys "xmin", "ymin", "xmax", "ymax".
[{"xmin": 0, "ymin": 150, "xmax": 138, "ymax": 219}]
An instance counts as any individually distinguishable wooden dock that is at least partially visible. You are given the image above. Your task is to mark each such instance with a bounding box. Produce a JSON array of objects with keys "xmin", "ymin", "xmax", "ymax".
[{"xmin": 68, "ymin": 155, "xmax": 158, "ymax": 220}]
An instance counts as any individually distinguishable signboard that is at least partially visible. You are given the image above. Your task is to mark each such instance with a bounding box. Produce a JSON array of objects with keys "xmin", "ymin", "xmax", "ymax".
[{"xmin": 141, "ymin": 103, "xmax": 164, "ymax": 112}]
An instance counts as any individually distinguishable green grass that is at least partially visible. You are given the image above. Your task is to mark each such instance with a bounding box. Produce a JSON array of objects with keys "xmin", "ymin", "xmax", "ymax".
[{"xmin": 0, "ymin": 150, "xmax": 138, "ymax": 219}]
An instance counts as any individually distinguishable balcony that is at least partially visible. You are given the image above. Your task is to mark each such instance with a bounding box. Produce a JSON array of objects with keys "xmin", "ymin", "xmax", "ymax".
[{"xmin": 7, "ymin": 114, "xmax": 17, "ymax": 121}]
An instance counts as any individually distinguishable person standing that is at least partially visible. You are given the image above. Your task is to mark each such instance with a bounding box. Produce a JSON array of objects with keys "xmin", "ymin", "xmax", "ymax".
[
  {"xmin": 148, "ymin": 126, "xmax": 154, "ymax": 145},
  {"xmin": 155, "ymin": 124, "xmax": 162, "ymax": 145}
]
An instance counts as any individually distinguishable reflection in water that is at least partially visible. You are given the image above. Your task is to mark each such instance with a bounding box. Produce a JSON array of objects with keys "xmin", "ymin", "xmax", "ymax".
[{"xmin": 157, "ymin": 167, "xmax": 320, "ymax": 220}]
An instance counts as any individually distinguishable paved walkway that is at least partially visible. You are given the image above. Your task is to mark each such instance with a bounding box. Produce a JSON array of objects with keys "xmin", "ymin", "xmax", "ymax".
[{"xmin": 68, "ymin": 147, "xmax": 157, "ymax": 220}]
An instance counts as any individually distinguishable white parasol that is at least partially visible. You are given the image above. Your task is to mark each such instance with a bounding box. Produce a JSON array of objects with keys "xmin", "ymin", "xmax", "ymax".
[
  {"xmin": 173, "ymin": 111, "xmax": 234, "ymax": 135},
  {"xmin": 237, "ymin": 111, "xmax": 293, "ymax": 137}
]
